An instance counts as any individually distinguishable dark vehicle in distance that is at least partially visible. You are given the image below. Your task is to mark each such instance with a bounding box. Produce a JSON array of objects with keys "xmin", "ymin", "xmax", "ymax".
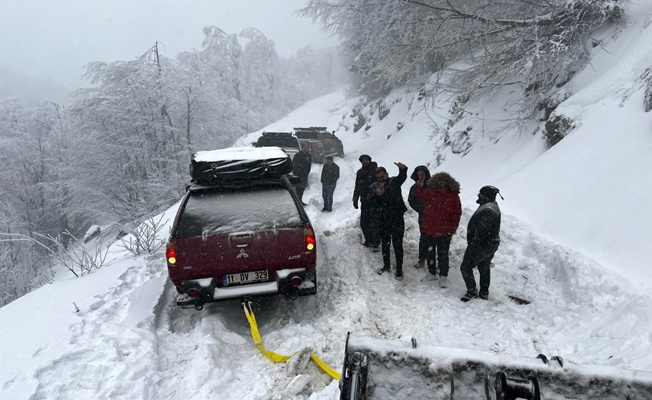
[
  {"xmin": 294, "ymin": 127, "xmax": 344, "ymax": 163},
  {"xmin": 166, "ymin": 147, "xmax": 317, "ymax": 310},
  {"xmin": 253, "ymin": 131, "xmax": 301, "ymax": 161}
]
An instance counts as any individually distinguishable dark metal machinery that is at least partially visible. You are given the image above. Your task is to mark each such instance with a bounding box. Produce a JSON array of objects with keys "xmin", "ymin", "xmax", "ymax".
[{"xmin": 339, "ymin": 333, "xmax": 652, "ymax": 400}]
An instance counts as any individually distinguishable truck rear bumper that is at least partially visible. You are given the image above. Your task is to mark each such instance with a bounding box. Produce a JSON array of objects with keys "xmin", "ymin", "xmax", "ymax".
[{"xmin": 176, "ymin": 267, "xmax": 315, "ymax": 308}]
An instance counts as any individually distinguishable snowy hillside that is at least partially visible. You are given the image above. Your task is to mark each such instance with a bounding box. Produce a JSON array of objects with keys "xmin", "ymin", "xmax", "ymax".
[{"xmin": 3, "ymin": 2, "xmax": 652, "ymax": 399}]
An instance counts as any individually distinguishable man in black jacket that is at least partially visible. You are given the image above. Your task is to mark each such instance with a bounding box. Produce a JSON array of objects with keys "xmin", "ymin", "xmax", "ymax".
[
  {"xmin": 292, "ymin": 143, "xmax": 312, "ymax": 205},
  {"xmin": 352, "ymin": 154, "xmax": 379, "ymax": 248},
  {"xmin": 320, "ymin": 156, "xmax": 340, "ymax": 212},
  {"xmin": 369, "ymin": 162, "xmax": 409, "ymax": 281},
  {"xmin": 460, "ymin": 185, "xmax": 502, "ymax": 301}
]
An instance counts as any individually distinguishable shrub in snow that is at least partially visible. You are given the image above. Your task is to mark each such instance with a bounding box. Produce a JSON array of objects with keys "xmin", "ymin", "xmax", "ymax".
[
  {"xmin": 545, "ymin": 114, "xmax": 576, "ymax": 146},
  {"xmin": 119, "ymin": 214, "xmax": 168, "ymax": 256}
]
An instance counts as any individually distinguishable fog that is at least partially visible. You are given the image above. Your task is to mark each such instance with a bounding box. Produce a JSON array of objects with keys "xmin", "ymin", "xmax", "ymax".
[{"xmin": 0, "ymin": 0, "xmax": 338, "ymax": 103}]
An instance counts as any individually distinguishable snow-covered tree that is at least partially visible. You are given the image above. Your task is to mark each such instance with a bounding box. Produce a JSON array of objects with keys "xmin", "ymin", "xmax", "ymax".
[
  {"xmin": 0, "ymin": 99, "xmax": 68, "ymax": 305},
  {"xmin": 300, "ymin": 0, "xmax": 625, "ymax": 110},
  {"xmin": 71, "ymin": 44, "xmax": 185, "ymax": 224}
]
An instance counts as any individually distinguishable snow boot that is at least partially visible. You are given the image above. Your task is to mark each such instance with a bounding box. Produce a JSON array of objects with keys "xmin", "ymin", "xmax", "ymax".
[
  {"xmin": 377, "ymin": 267, "xmax": 390, "ymax": 275},
  {"xmin": 461, "ymin": 290, "xmax": 479, "ymax": 302},
  {"xmin": 479, "ymin": 291, "xmax": 489, "ymax": 300},
  {"xmin": 395, "ymin": 271, "xmax": 404, "ymax": 281},
  {"xmin": 421, "ymin": 273, "xmax": 438, "ymax": 282},
  {"xmin": 439, "ymin": 276, "xmax": 448, "ymax": 288}
]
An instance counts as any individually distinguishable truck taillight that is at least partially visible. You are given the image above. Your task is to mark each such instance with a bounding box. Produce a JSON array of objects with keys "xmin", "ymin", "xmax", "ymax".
[
  {"xmin": 305, "ymin": 227, "xmax": 316, "ymax": 251},
  {"xmin": 166, "ymin": 242, "xmax": 177, "ymax": 265}
]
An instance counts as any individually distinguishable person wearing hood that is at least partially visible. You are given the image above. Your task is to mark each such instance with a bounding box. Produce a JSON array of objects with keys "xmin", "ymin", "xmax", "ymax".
[
  {"xmin": 413, "ymin": 172, "xmax": 462, "ymax": 289},
  {"xmin": 459, "ymin": 185, "xmax": 502, "ymax": 302},
  {"xmin": 369, "ymin": 162, "xmax": 409, "ymax": 281},
  {"xmin": 408, "ymin": 166, "xmax": 432, "ymax": 269},
  {"xmin": 353, "ymin": 154, "xmax": 380, "ymax": 249}
]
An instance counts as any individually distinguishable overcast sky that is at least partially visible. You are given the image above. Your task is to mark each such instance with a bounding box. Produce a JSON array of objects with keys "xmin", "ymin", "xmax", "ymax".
[{"xmin": 0, "ymin": 0, "xmax": 338, "ymax": 92}]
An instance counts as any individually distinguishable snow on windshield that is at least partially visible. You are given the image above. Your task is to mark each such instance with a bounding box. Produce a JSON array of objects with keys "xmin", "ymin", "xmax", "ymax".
[{"xmin": 175, "ymin": 186, "xmax": 303, "ymax": 236}]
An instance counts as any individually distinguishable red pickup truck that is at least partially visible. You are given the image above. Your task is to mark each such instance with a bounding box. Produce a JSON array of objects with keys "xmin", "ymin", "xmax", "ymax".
[
  {"xmin": 293, "ymin": 127, "xmax": 345, "ymax": 164},
  {"xmin": 166, "ymin": 147, "xmax": 317, "ymax": 310}
]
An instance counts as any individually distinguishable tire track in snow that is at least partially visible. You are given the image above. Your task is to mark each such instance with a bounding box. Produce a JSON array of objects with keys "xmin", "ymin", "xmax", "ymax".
[
  {"xmin": 151, "ymin": 276, "xmax": 329, "ymax": 399},
  {"xmin": 29, "ymin": 257, "xmax": 164, "ymax": 400},
  {"xmin": 151, "ymin": 280, "xmax": 288, "ymax": 399}
]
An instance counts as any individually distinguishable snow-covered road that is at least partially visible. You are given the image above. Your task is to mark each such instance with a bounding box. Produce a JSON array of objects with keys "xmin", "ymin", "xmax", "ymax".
[{"xmin": 8, "ymin": 152, "xmax": 649, "ymax": 400}]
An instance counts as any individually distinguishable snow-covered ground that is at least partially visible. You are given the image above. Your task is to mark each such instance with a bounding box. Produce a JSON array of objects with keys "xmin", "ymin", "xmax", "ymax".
[{"xmin": 3, "ymin": 2, "xmax": 652, "ymax": 399}]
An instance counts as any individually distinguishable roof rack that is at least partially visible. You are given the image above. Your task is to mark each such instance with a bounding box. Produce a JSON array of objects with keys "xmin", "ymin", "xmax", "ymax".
[
  {"xmin": 261, "ymin": 131, "xmax": 293, "ymax": 136},
  {"xmin": 293, "ymin": 127, "xmax": 328, "ymax": 131}
]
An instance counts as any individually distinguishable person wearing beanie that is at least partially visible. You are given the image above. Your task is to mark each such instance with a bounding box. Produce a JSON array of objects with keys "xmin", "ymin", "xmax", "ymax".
[
  {"xmin": 412, "ymin": 172, "xmax": 462, "ymax": 289},
  {"xmin": 460, "ymin": 185, "xmax": 502, "ymax": 302},
  {"xmin": 408, "ymin": 166, "xmax": 432, "ymax": 269},
  {"xmin": 369, "ymin": 162, "xmax": 409, "ymax": 281},
  {"xmin": 352, "ymin": 154, "xmax": 380, "ymax": 249}
]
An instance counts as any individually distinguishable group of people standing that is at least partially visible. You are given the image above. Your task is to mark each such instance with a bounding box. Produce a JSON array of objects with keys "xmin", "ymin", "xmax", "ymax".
[
  {"xmin": 293, "ymin": 148, "xmax": 502, "ymax": 301},
  {"xmin": 352, "ymin": 154, "xmax": 502, "ymax": 301}
]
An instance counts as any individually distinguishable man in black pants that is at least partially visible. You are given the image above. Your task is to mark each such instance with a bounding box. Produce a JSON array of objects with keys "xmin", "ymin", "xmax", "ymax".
[
  {"xmin": 352, "ymin": 154, "xmax": 379, "ymax": 249},
  {"xmin": 460, "ymin": 185, "xmax": 502, "ymax": 301},
  {"xmin": 320, "ymin": 156, "xmax": 340, "ymax": 212},
  {"xmin": 292, "ymin": 143, "xmax": 312, "ymax": 205},
  {"xmin": 368, "ymin": 162, "xmax": 408, "ymax": 281}
]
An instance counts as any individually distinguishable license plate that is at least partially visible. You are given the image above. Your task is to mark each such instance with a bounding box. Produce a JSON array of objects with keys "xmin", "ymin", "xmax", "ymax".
[{"xmin": 223, "ymin": 270, "xmax": 269, "ymax": 286}]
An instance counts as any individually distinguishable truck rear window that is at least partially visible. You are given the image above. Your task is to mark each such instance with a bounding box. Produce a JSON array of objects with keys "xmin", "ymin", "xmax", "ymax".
[
  {"xmin": 257, "ymin": 137, "xmax": 299, "ymax": 148},
  {"xmin": 295, "ymin": 131, "xmax": 321, "ymax": 140},
  {"xmin": 174, "ymin": 186, "xmax": 303, "ymax": 237}
]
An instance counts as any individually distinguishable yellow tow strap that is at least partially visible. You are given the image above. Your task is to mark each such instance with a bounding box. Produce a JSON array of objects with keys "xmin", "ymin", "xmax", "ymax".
[{"xmin": 243, "ymin": 301, "xmax": 341, "ymax": 380}]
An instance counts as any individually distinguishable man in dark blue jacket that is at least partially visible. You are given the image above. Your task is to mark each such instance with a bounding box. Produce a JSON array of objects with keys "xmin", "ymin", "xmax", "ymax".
[
  {"xmin": 320, "ymin": 156, "xmax": 340, "ymax": 212},
  {"xmin": 460, "ymin": 185, "xmax": 502, "ymax": 301},
  {"xmin": 369, "ymin": 162, "xmax": 408, "ymax": 281}
]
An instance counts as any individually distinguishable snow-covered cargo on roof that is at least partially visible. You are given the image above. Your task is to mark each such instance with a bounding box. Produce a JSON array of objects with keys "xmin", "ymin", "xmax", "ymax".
[
  {"xmin": 193, "ymin": 146, "xmax": 288, "ymax": 162},
  {"xmin": 190, "ymin": 146, "xmax": 292, "ymax": 185}
]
